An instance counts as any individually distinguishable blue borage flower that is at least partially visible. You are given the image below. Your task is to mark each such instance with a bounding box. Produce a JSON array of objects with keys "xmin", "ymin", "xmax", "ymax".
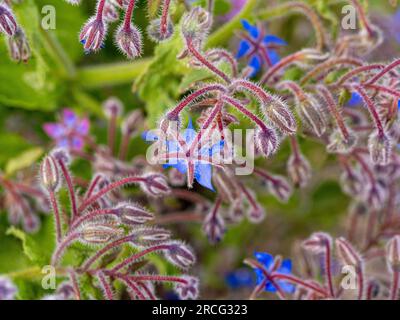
[
  {"xmin": 143, "ymin": 119, "xmax": 224, "ymax": 191},
  {"xmin": 252, "ymin": 252, "xmax": 294, "ymax": 293},
  {"xmin": 237, "ymin": 19, "xmax": 287, "ymax": 77}
]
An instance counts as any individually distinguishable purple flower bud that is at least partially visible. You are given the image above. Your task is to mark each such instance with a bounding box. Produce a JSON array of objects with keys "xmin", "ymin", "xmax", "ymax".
[
  {"xmin": 174, "ymin": 276, "xmax": 199, "ymax": 300},
  {"xmin": 340, "ymin": 167, "xmax": 366, "ymax": 197},
  {"xmin": 40, "ymin": 155, "xmax": 60, "ymax": 192},
  {"xmin": 255, "ymin": 127, "xmax": 279, "ymax": 158},
  {"xmin": 147, "ymin": 17, "xmax": 174, "ymax": 42},
  {"xmin": 23, "ymin": 212, "xmax": 40, "ymax": 234},
  {"xmin": 368, "ymin": 132, "xmax": 392, "ymax": 166},
  {"xmin": 302, "ymin": 232, "xmax": 332, "ymax": 254},
  {"xmin": 297, "ymin": 95, "xmax": 327, "ymax": 137},
  {"xmin": 0, "ymin": 3, "xmax": 17, "ymax": 36},
  {"xmin": 51, "ymin": 148, "xmax": 71, "ymax": 165},
  {"xmin": 386, "ymin": 236, "xmax": 400, "ymax": 272},
  {"xmin": 140, "ymin": 173, "xmax": 170, "ymax": 197},
  {"xmin": 327, "ymin": 129, "xmax": 357, "ymax": 154},
  {"xmin": 103, "ymin": 97, "xmax": 124, "ymax": 118},
  {"xmin": 115, "ymin": 23, "xmax": 142, "ymax": 59},
  {"xmin": 246, "ymin": 205, "xmax": 266, "ymax": 223},
  {"xmin": 7, "ymin": 28, "xmax": 30, "ymax": 63},
  {"xmin": 79, "ymin": 16, "xmax": 107, "ymax": 52},
  {"xmin": 287, "ymin": 153, "xmax": 311, "ymax": 188},
  {"xmin": 0, "ymin": 276, "xmax": 17, "ymax": 300},
  {"xmin": 263, "ymin": 98, "xmax": 297, "ymax": 135},
  {"xmin": 266, "ymin": 175, "xmax": 293, "ymax": 203},
  {"xmin": 228, "ymin": 200, "xmax": 245, "ymax": 222},
  {"xmin": 129, "ymin": 227, "xmax": 171, "ymax": 246},
  {"xmin": 116, "ymin": 202, "xmax": 154, "ymax": 225},
  {"xmin": 203, "ymin": 209, "xmax": 225, "ymax": 244},
  {"xmin": 121, "ymin": 109, "xmax": 143, "ymax": 136},
  {"xmin": 181, "ymin": 7, "xmax": 212, "ymax": 41},
  {"xmin": 164, "ymin": 241, "xmax": 196, "ymax": 269},
  {"xmin": 335, "ymin": 237, "xmax": 363, "ymax": 267}
]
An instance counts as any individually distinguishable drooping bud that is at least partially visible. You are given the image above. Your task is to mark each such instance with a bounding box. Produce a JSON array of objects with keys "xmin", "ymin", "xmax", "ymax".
[
  {"xmin": 335, "ymin": 237, "xmax": 363, "ymax": 267},
  {"xmin": 327, "ymin": 129, "xmax": 357, "ymax": 154},
  {"xmin": 115, "ymin": 23, "xmax": 142, "ymax": 59},
  {"xmin": 246, "ymin": 204, "xmax": 266, "ymax": 223},
  {"xmin": 129, "ymin": 227, "xmax": 171, "ymax": 247},
  {"xmin": 140, "ymin": 173, "xmax": 170, "ymax": 197},
  {"xmin": 51, "ymin": 148, "xmax": 71, "ymax": 165},
  {"xmin": 203, "ymin": 208, "xmax": 226, "ymax": 244},
  {"xmin": 7, "ymin": 28, "xmax": 30, "ymax": 63},
  {"xmin": 116, "ymin": 202, "xmax": 154, "ymax": 225},
  {"xmin": 79, "ymin": 16, "xmax": 107, "ymax": 52},
  {"xmin": 302, "ymin": 232, "xmax": 332, "ymax": 254},
  {"xmin": 0, "ymin": 3, "xmax": 17, "ymax": 36},
  {"xmin": 386, "ymin": 236, "xmax": 400, "ymax": 272},
  {"xmin": 147, "ymin": 17, "xmax": 174, "ymax": 42},
  {"xmin": 40, "ymin": 155, "xmax": 61, "ymax": 192},
  {"xmin": 121, "ymin": 109, "xmax": 143, "ymax": 136},
  {"xmin": 263, "ymin": 98, "xmax": 297, "ymax": 135},
  {"xmin": 164, "ymin": 241, "xmax": 196, "ymax": 270},
  {"xmin": 174, "ymin": 276, "xmax": 199, "ymax": 300},
  {"xmin": 287, "ymin": 153, "xmax": 311, "ymax": 188},
  {"xmin": 368, "ymin": 131, "xmax": 392, "ymax": 166},
  {"xmin": 296, "ymin": 94, "xmax": 327, "ymax": 137},
  {"xmin": 181, "ymin": 7, "xmax": 212, "ymax": 42},
  {"xmin": 23, "ymin": 212, "xmax": 40, "ymax": 234},
  {"xmin": 255, "ymin": 127, "xmax": 279, "ymax": 158},
  {"xmin": 266, "ymin": 175, "xmax": 293, "ymax": 203},
  {"xmin": 340, "ymin": 166, "xmax": 365, "ymax": 197},
  {"xmin": 103, "ymin": 97, "xmax": 124, "ymax": 119}
]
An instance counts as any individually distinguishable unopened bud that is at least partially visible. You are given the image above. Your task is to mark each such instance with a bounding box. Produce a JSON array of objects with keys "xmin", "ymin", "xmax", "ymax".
[
  {"xmin": 121, "ymin": 109, "xmax": 143, "ymax": 136},
  {"xmin": 203, "ymin": 209, "xmax": 225, "ymax": 244},
  {"xmin": 0, "ymin": 3, "xmax": 17, "ymax": 36},
  {"xmin": 116, "ymin": 202, "xmax": 153, "ymax": 225},
  {"xmin": 79, "ymin": 17, "xmax": 107, "ymax": 52},
  {"xmin": 255, "ymin": 127, "xmax": 279, "ymax": 158},
  {"xmin": 368, "ymin": 132, "xmax": 392, "ymax": 166},
  {"xmin": 147, "ymin": 17, "xmax": 174, "ymax": 42},
  {"xmin": 327, "ymin": 129, "xmax": 357, "ymax": 154},
  {"xmin": 335, "ymin": 237, "xmax": 363, "ymax": 267},
  {"xmin": 181, "ymin": 7, "xmax": 212, "ymax": 41},
  {"xmin": 103, "ymin": 2, "xmax": 119, "ymax": 23},
  {"xmin": 103, "ymin": 97, "xmax": 124, "ymax": 118},
  {"xmin": 79, "ymin": 218, "xmax": 123, "ymax": 244},
  {"xmin": 297, "ymin": 95, "xmax": 327, "ymax": 137},
  {"xmin": 129, "ymin": 227, "xmax": 171, "ymax": 246},
  {"xmin": 40, "ymin": 155, "xmax": 60, "ymax": 191},
  {"xmin": 287, "ymin": 153, "xmax": 311, "ymax": 188},
  {"xmin": 7, "ymin": 28, "xmax": 30, "ymax": 63},
  {"xmin": 115, "ymin": 23, "xmax": 142, "ymax": 59},
  {"xmin": 302, "ymin": 232, "xmax": 332, "ymax": 254},
  {"xmin": 164, "ymin": 241, "xmax": 196, "ymax": 270},
  {"xmin": 263, "ymin": 98, "xmax": 297, "ymax": 135},
  {"xmin": 141, "ymin": 173, "xmax": 170, "ymax": 197}
]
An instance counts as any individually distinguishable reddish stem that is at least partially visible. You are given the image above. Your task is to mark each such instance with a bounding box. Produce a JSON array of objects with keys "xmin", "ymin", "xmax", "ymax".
[{"xmin": 123, "ymin": 0, "xmax": 136, "ymax": 30}]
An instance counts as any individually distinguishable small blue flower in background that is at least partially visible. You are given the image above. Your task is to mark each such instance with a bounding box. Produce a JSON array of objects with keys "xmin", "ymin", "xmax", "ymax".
[
  {"xmin": 0, "ymin": 276, "xmax": 17, "ymax": 300},
  {"xmin": 225, "ymin": 268, "xmax": 255, "ymax": 289},
  {"xmin": 347, "ymin": 92, "xmax": 363, "ymax": 107},
  {"xmin": 143, "ymin": 119, "xmax": 224, "ymax": 191},
  {"xmin": 252, "ymin": 251, "xmax": 294, "ymax": 293},
  {"xmin": 237, "ymin": 19, "xmax": 287, "ymax": 77}
]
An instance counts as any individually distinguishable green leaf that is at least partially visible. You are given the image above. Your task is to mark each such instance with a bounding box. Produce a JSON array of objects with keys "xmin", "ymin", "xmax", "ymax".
[
  {"xmin": 5, "ymin": 147, "xmax": 43, "ymax": 177},
  {"xmin": 0, "ymin": 0, "xmax": 59, "ymax": 110},
  {"xmin": 6, "ymin": 216, "xmax": 55, "ymax": 266},
  {"xmin": 0, "ymin": 133, "xmax": 31, "ymax": 168}
]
